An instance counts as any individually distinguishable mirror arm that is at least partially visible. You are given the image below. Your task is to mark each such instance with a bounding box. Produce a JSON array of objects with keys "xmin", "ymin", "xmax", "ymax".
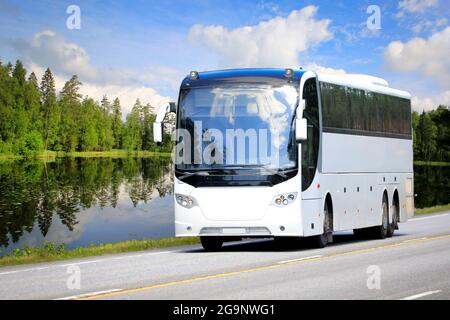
[{"xmin": 154, "ymin": 102, "xmax": 176, "ymax": 144}]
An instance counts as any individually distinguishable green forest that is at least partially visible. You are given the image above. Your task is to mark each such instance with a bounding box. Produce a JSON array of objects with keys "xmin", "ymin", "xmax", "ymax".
[
  {"xmin": 412, "ymin": 107, "xmax": 450, "ymax": 162},
  {"xmin": 0, "ymin": 59, "xmax": 172, "ymax": 158},
  {"xmin": 1, "ymin": 59, "xmax": 449, "ymax": 162}
]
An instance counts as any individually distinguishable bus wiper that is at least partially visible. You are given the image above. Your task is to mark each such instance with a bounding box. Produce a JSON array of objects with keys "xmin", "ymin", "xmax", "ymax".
[
  {"xmin": 261, "ymin": 167, "xmax": 298, "ymax": 179},
  {"xmin": 177, "ymin": 170, "xmax": 211, "ymax": 180},
  {"xmin": 219, "ymin": 166, "xmax": 297, "ymax": 179}
]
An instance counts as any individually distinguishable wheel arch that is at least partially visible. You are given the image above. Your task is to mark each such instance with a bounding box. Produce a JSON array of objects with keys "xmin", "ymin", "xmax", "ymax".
[
  {"xmin": 392, "ymin": 188, "xmax": 400, "ymax": 223},
  {"xmin": 324, "ymin": 192, "xmax": 334, "ymax": 231},
  {"xmin": 382, "ymin": 188, "xmax": 390, "ymax": 223}
]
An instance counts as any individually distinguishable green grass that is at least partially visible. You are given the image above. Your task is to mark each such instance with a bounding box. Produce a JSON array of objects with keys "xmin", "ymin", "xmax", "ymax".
[
  {"xmin": 414, "ymin": 161, "xmax": 450, "ymax": 166},
  {"xmin": 415, "ymin": 204, "xmax": 450, "ymax": 216},
  {"xmin": 0, "ymin": 149, "xmax": 171, "ymax": 161},
  {"xmin": 0, "ymin": 237, "xmax": 199, "ymax": 267},
  {"xmin": 57, "ymin": 150, "xmax": 172, "ymax": 158}
]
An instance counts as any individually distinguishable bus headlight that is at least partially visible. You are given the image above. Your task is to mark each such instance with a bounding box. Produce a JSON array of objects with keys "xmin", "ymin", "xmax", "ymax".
[
  {"xmin": 175, "ymin": 193, "xmax": 196, "ymax": 209},
  {"xmin": 273, "ymin": 192, "xmax": 298, "ymax": 206}
]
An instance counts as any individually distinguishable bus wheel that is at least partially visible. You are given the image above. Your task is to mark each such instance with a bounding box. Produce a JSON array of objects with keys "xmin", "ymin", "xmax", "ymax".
[
  {"xmin": 311, "ymin": 201, "xmax": 333, "ymax": 248},
  {"xmin": 373, "ymin": 194, "xmax": 389, "ymax": 239},
  {"xmin": 200, "ymin": 236, "xmax": 223, "ymax": 251},
  {"xmin": 387, "ymin": 197, "xmax": 399, "ymax": 237}
]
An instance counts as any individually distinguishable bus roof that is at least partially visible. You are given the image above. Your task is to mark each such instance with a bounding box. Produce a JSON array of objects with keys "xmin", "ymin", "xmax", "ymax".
[
  {"xmin": 317, "ymin": 73, "xmax": 411, "ymax": 100},
  {"xmin": 181, "ymin": 68, "xmax": 306, "ymax": 88},
  {"xmin": 181, "ymin": 68, "xmax": 411, "ymax": 100}
]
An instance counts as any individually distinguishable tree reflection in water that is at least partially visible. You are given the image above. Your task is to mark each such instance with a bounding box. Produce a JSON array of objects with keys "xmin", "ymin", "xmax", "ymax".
[{"xmin": 0, "ymin": 157, "xmax": 173, "ymax": 248}]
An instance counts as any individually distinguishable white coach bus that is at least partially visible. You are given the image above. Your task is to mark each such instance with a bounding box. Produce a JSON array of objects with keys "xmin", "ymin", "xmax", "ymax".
[{"xmin": 154, "ymin": 68, "xmax": 414, "ymax": 250}]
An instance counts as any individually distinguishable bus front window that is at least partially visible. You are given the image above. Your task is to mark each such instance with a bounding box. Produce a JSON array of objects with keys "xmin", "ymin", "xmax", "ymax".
[{"xmin": 175, "ymin": 84, "xmax": 299, "ymax": 183}]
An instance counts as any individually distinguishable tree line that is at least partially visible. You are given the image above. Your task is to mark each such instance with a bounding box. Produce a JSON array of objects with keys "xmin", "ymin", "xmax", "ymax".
[
  {"xmin": 1, "ymin": 59, "xmax": 449, "ymax": 162},
  {"xmin": 0, "ymin": 59, "xmax": 172, "ymax": 157},
  {"xmin": 412, "ymin": 106, "xmax": 450, "ymax": 162}
]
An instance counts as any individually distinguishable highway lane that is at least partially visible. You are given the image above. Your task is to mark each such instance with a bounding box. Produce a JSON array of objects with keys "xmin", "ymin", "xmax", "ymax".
[{"xmin": 0, "ymin": 212, "xmax": 449, "ymax": 300}]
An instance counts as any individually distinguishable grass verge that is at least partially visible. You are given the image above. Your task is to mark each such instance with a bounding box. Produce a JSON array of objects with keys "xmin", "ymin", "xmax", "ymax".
[
  {"xmin": 415, "ymin": 204, "xmax": 450, "ymax": 216},
  {"xmin": 414, "ymin": 161, "xmax": 450, "ymax": 166},
  {"xmin": 56, "ymin": 150, "xmax": 172, "ymax": 158},
  {"xmin": 0, "ymin": 237, "xmax": 199, "ymax": 267},
  {"xmin": 0, "ymin": 149, "xmax": 171, "ymax": 161}
]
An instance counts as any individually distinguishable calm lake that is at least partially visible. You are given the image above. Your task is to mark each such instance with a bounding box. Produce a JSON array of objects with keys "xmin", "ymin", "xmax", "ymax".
[{"xmin": 0, "ymin": 158, "xmax": 449, "ymax": 254}]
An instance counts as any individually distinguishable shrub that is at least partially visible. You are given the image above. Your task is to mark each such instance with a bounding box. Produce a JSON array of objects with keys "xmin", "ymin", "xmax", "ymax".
[{"xmin": 15, "ymin": 131, "xmax": 44, "ymax": 158}]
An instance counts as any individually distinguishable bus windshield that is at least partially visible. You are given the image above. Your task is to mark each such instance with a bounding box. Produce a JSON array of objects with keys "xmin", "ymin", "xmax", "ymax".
[{"xmin": 175, "ymin": 84, "xmax": 299, "ymax": 174}]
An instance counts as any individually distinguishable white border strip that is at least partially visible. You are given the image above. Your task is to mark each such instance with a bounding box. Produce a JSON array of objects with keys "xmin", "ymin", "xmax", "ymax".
[
  {"xmin": 409, "ymin": 214, "xmax": 448, "ymax": 222},
  {"xmin": 401, "ymin": 290, "xmax": 441, "ymax": 300},
  {"xmin": 277, "ymin": 255, "xmax": 323, "ymax": 265},
  {"xmin": 55, "ymin": 289, "xmax": 122, "ymax": 300}
]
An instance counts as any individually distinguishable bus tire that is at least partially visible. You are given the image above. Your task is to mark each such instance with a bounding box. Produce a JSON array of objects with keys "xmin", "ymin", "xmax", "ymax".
[
  {"xmin": 387, "ymin": 195, "xmax": 399, "ymax": 237},
  {"xmin": 200, "ymin": 236, "xmax": 223, "ymax": 251},
  {"xmin": 310, "ymin": 200, "xmax": 333, "ymax": 248},
  {"xmin": 373, "ymin": 194, "xmax": 389, "ymax": 239}
]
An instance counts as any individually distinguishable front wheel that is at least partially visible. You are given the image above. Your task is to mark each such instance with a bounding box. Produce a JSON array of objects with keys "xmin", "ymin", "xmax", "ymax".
[
  {"xmin": 310, "ymin": 201, "xmax": 333, "ymax": 248},
  {"xmin": 200, "ymin": 236, "xmax": 223, "ymax": 251}
]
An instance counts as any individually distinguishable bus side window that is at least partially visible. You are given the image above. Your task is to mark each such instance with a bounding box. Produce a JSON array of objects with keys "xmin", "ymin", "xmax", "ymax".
[{"xmin": 302, "ymin": 78, "xmax": 320, "ymax": 192}]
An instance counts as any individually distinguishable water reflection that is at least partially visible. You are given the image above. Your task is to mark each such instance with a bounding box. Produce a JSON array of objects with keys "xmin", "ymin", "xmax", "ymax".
[{"xmin": 0, "ymin": 157, "xmax": 174, "ymax": 254}]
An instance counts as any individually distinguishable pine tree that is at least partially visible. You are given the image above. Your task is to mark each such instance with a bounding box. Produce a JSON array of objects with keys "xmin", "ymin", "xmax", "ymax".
[
  {"xmin": 25, "ymin": 72, "xmax": 44, "ymax": 146},
  {"xmin": 40, "ymin": 68, "xmax": 59, "ymax": 150},
  {"xmin": 123, "ymin": 99, "xmax": 143, "ymax": 151},
  {"xmin": 142, "ymin": 103, "xmax": 155, "ymax": 150},
  {"xmin": 79, "ymin": 98, "xmax": 99, "ymax": 151},
  {"xmin": 59, "ymin": 75, "xmax": 83, "ymax": 151},
  {"xmin": 101, "ymin": 95, "xmax": 111, "ymax": 114},
  {"xmin": 111, "ymin": 98, "xmax": 123, "ymax": 149},
  {"xmin": 12, "ymin": 60, "xmax": 26, "ymax": 87}
]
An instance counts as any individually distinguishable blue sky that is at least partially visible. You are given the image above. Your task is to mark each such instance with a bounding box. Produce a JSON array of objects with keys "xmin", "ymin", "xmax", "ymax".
[{"xmin": 0, "ymin": 0, "xmax": 449, "ymax": 113}]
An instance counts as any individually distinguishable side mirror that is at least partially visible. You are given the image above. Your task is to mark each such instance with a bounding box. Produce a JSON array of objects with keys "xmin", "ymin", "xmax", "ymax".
[
  {"xmin": 153, "ymin": 122, "xmax": 163, "ymax": 144},
  {"xmin": 153, "ymin": 102, "xmax": 176, "ymax": 144},
  {"xmin": 296, "ymin": 118, "xmax": 308, "ymax": 142}
]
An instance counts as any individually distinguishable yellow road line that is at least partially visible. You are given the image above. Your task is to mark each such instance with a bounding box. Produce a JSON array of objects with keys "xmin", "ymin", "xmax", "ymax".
[{"xmin": 78, "ymin": 233, "xmax": 450, "ymax": 300}]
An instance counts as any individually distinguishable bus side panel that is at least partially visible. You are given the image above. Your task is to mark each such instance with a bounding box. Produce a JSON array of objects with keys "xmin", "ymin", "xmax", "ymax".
[
  {"xmin": 318, "ymin": 173, "xmax": 412, "ymax": 232},
  {"xmin": 321, "ymin": 133, "xmax": 413, "ymax": 174}
]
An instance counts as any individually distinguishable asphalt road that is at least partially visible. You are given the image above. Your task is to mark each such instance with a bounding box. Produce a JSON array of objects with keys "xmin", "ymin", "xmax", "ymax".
[{"xmin": 0, "ymin": 211, "xmax": 449, "ymax": 300}]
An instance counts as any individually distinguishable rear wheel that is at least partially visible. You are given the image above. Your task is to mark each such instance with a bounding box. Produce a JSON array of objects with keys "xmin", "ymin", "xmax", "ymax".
[
  {"xmin": 387, "ymin": 197, "xmax": 399, "ymax": 237},
  {"xmin": 200, "ymin": 236, "xmax": 223, "ymax": 251},
  {"xmin": 310, "ymin": 201, "xmax": 333, "ymax": 248},
  {"xmin": 373, "ymin": 194, "xmax": 389, "ymax": 239}
]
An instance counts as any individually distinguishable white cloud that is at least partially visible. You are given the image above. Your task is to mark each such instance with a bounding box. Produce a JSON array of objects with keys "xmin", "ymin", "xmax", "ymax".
[
  {"xmin": 384, "ymin": 26, "xmax": 450, "ymax": 88},
  {"xmin": 27, "ymin": 62, "xmax": 171, "ymax": 119},
  {"xmin": 412, "ymin": 91, "xmax": 450, "ymax": 111},
  {"xmin": 411, "ymin": 17, "xmax": 447, "ymax": 33},
  {"xmin": 397, "ymin": 0, "xmax": 439, "ymax": 17},
  {"xmin": 188, "ymin": 5, "xmax": 333, "ymax": 68},
  {"xmin": 11, "ymin": 31, "xmax": 177, "ymax": 117},
  {"xmin": 305, "ymin": 62, "xmax": 346, "ymax": 75}
]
